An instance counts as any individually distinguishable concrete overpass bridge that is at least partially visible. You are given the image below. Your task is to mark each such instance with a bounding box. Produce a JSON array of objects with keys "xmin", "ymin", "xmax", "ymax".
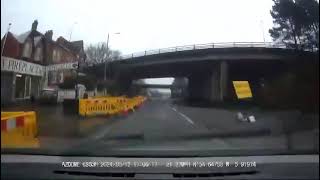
[
  {"xmin": 132, "ymin": 83, "xmax": 172, "ymax": 89},
  {"xmin": 84, "ymin": 42, "xmax": 318, "ymax": 103}
]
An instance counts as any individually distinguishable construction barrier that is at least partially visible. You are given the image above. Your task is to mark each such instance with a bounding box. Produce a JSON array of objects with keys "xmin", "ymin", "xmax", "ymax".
[
  {"xmin": 1, "ymin": 111, "xmax": 39, "ymax": 148},
  {"xmin": 79, "ymin": 98, "xmax": 120, "ymax": 116},
  {"xmin": 79, "ymin": 96, "xmax": 147, "ymax": 117}
]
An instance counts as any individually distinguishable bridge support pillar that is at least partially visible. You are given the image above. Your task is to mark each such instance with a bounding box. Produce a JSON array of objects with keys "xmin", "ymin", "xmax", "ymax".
[{"xmin": 188, "ymin": 61, "xmax": 228, "ymax": 102}]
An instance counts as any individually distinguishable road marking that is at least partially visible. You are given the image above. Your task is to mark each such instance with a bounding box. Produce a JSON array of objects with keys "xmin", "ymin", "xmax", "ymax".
[
  {"xmin": 178, "ymin": 112, "xmax": 194, "ymax": 125},
  {"xmin": 171, "ymin": 107, "xmax": 194, "ymax": 125}
]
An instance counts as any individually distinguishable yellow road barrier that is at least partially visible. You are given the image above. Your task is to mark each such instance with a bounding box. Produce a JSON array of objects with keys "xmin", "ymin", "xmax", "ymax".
[
  {"xmin": 79, "ymin": 96, "xmax": 147, "ymax": 117},
  {"xmin": 1, "ymin": 111, "xmax": 39, "ymax": 148},
  {"xmin": 79, "ymin": 98, "xmax": 121, "ymax": 116}
]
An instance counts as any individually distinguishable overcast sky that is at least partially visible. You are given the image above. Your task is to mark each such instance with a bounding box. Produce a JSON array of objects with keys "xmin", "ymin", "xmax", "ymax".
[{"xmin": 1, "ymin": 0, "xmax": 275, "ymax": 84}]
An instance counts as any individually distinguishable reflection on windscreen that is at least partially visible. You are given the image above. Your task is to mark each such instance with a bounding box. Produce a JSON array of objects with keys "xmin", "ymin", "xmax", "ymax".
[{"xmin": 1, "ymin": 0, "xmax": 319, "ymax": 157}]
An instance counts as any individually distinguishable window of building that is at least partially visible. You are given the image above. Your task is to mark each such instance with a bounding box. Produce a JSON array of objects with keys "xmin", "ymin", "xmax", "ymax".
[
  {"xmin": 68, "ymin": 55, "xmax": 74, "ymax": 62},
  {"xmin": 15, "ymin": 74, "xmax": 25, "ymax": 98},
  {"xmin": 25, "ymin": 76, "xmax": 31, "ymax": 98},
  {"xmin": 59, "ymin": 72, "xmax": 64, "ymax": 83},
  {"xmin": 34, "ymin": 47, "xmax": 42, "ymax": 61},
  {"xmin": 53, "ymin": 49, "xmax": 61, "ymax": 63},
  {"xmin": 22, "ymin": 41, "xmax": 32, "ymax": 58},
  {"xmin": 57, "ymin": 51, "xmax": 61, "ymax": 62},
  {"xmin": 49, "ymin": 71, "xmax": 57, "ymax": 84},
  {"xmin": 52, "ymin": 49, "xmax": 57, "ymax": 62}
]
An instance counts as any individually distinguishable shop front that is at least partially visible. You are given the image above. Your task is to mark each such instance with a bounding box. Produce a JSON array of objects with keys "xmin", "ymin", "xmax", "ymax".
[
  {"xmin": 1, "ymin": 71, "xmax": 14, "ymax": 105},
  {"xmin": 14, "ymin": 73, "xmax": 42, "ymax": 100},
  {"xmin": 1, "ymin": 57, "xmax": 45, "ymax": 104}
]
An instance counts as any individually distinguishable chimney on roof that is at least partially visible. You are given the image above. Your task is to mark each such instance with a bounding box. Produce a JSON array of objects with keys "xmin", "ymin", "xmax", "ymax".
[
  {"xmin": 31, "ymin": 20, "xmax": 38, "ymax": 31},
  {"xmin": 57, "ymin": 36, "xmax": 65, "ymax": 43},
  {"xmin": 45, "ymin": 30, "xmax": 53, "ymax": 41}
]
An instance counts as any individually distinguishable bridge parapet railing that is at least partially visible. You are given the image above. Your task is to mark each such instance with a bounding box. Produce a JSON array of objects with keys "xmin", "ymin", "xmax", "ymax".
[{"xmin": 119, "ymin": 42, "xmax": 287, "ymax": 60}]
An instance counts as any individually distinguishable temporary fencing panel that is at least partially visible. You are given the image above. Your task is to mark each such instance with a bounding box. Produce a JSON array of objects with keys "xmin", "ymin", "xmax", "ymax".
[
  {"xmin": 1, "ymin": 111, "xmax": 39, "ymax": 148},
  {"xmin": 79, "ymin": 96, "xmax": 147, "ymax": 117}
]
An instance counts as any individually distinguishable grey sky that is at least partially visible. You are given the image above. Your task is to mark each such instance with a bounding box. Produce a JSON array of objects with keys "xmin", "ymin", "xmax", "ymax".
[
  {"xmin": 1, "ymin": 0, "xmax": 275, "ymax": 84},
  {"xmin": 2, "ymin": 0, "xmax": 274, "ymax": 54}
]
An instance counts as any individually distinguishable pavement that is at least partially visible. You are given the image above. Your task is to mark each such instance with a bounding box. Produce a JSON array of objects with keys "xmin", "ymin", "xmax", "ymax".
[{"xmin": 1, "ymin": 98, "xmax": 319, "ymax": 151}]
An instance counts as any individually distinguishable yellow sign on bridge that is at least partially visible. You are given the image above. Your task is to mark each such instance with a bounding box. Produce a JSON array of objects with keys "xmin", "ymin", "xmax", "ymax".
[{"xmin": 232, "ymin": 81, "xmax": 253, "ymax": 99}]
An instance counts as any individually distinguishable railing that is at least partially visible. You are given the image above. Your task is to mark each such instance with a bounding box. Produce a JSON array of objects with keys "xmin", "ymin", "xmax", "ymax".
[{"xmin": 119, "ymin": 42, "xmax": 287, "ymax": 60}]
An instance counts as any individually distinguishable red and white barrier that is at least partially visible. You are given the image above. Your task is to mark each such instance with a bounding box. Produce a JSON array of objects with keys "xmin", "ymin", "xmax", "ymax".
[{"xmin": 1, "ymin": 116, "xmax": 25, "ymax": 132}]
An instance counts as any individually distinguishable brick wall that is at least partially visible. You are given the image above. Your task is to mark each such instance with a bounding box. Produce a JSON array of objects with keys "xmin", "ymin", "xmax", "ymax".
[
  {"xmin": 1, "ymin": 33, "xmax": 20, "ymax": 58},
  {"xmin": 50, "ymin": 45, "xmax": 76, "ymax": 64}
]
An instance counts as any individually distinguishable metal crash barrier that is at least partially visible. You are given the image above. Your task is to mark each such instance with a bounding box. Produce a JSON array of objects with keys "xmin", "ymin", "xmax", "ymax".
[
  {"xmin": 1, "ymin": 111, "xmax": 39, "ymax": 148},
  {"xmin": 79, "ymin": 96, "xmax": 147, "ymax": 116}
]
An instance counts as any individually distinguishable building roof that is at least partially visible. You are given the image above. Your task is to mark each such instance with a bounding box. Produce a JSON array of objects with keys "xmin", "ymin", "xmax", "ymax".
[
  {"xmin": 12, "ymin": 30, "xmax": 44, "ymax": 45},
  {"xmin": 71, "ymin": 40, "xmax": 84, "ymax": 53},
  {"xmin": 13, "ymin": 30, "xmax": 31, "ymax": 43},
  {"xmin": 3, "ymin": 27, "xmax": 85, "ymax": 60},
  {"xmin": 57, "ymin": 37, "xmax": 84, "ymax": 52},
  {"xmin": 1, "ymin": 32, "xmax": 18, "ymax": 43}
]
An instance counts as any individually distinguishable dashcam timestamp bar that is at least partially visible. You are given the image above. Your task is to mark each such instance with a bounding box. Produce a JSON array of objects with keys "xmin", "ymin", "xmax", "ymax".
[{"xmin": 62, "ymin": 161, "xmax": 257, "ymax": 168}]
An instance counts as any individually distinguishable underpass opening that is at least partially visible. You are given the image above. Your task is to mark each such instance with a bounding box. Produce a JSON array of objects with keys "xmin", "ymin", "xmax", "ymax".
[{"xmin": 131, "ymin": 77, "xmax": 189, "ymax": 100}]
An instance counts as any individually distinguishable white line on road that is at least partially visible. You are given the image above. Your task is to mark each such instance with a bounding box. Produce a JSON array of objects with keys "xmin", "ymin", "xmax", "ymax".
[{"xmin": 171, "ymin": 107, "xmax": 194, "ymax": 125}]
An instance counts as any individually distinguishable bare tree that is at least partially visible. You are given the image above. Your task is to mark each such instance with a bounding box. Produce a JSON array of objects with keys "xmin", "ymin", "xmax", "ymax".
[{"xmin": 85, "ymin": 42, "xmax": 121, "ymax": 65}]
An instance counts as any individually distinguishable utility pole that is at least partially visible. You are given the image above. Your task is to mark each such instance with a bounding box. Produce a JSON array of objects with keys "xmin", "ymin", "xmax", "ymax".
[
  {"xmin": 104, "ymin": 33, "xmax": 109, "ymax": 81},
  {"xmin": 75, "ymin": 60, "xmax": 79, "ymax": 99},
  {"xmin": 70, "ymin": 22, "xmax": 78, "ymax": 99},
  {"xmin": 103, "ymin": 33, "xmax": 110, "ymax": 96},
  {"xmin": 104, "ymin": 32, "xmax": 120, "ymax": 95},
  {"xmin": 260, "ymin": 20, "xmax": 266, "ymax": 45},
  {"xmin": 69, "ymin": 22, "xmax": 77, "ymax": 41}
]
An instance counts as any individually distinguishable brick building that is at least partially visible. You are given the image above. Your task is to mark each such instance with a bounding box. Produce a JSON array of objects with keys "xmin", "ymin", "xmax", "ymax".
[{"xmin": 1, "ymin": 20, "xmax": 86, "ymax": 105}]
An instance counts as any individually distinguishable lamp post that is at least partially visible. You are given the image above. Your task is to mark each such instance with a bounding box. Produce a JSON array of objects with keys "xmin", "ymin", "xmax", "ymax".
[
  {"xmin": 69, "ymin": 22, "xmax": 78, "ymax": 41},
  {"xmin": 260, "ymin": 20, "xmax": 266, "ymax": 46},
  {"xmin": 70, "ymin": 22, "xmax": 78, "ymax": 99},
  {"xmin": 1, "ymin": 23, "xmax": 12, "ymax": 57},
  {"xmin": 104, "ymin": 32, "xmax": 120, "ymax": 95}
]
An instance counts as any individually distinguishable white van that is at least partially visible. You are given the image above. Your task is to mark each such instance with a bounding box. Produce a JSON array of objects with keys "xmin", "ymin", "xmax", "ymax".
[{"xmin": 60, "ymin": 84, "xmax": 86, "ymax": 100}]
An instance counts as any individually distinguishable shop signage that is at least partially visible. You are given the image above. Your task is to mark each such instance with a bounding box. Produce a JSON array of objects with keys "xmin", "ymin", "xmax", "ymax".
[
  {"xmin": 2, "ymin": 57, "xmax": 79, "ymax": 76},
  {"xmin": 46, "ymin": 62, "xmax": 78, "ymax": 71},
  {"xmin": 1, "ymin": 57, "xmax": 45, "ymax": 76}
]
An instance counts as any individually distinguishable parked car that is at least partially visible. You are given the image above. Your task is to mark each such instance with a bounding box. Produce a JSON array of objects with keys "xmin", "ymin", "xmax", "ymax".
[{"xmin": 38, "ymin": 88, "xmax": 58, "ymax": 104}]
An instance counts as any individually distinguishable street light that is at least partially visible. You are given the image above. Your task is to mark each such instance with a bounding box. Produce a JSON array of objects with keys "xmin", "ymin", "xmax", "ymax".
[
  {"xmin": 1, "ymin": 23, "xmax": 12, "ymax": 57},
  {"xmin": 69, "ymin": 22, "xmax": 78, "ymax": 41},
  {"xmin": 260, "ymin": 20, "xmax": 266, "ymax": 46},
  {"xmin": 104, "ymin": 32, "xmax": 120, "ymax": 95},
  {"xmin": 104, "ymin": 32, "xmax": 120, "ymax": 80},
  {"xmin": 69, "ymin": 22, "xmax": 79, "ymax": 99}
]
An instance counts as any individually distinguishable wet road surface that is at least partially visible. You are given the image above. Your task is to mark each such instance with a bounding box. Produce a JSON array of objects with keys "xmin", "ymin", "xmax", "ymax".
[
  {"xmin": 2, "ymin": 103, "xmax": 118, "ymax": 138},
  {"xmin": 2, "ymin": 99, "xmax": 319, "ymax": 151}
]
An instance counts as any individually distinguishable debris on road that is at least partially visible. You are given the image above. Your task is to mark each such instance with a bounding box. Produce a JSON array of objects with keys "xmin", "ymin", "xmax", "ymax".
[{"xmin": 236, "ymin": 112, "xmax": 256, "ymax": 123}]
